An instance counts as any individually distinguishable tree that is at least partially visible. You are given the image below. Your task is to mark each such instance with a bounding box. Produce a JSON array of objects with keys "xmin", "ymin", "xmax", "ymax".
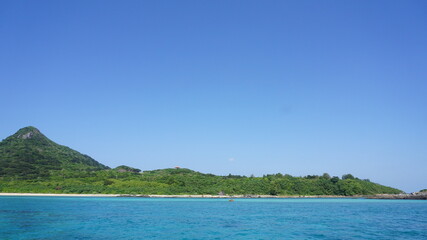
[
  {"xmin": 321, "ymin": 173, "xmax": 331, "ymax": 179},
  {"xmin": 331, "ymin": 176, "xmax": 340, "ymax": 184},
  {"xmin": 342, "ymin": 174, "xmax": 355, "ymax": 180}
]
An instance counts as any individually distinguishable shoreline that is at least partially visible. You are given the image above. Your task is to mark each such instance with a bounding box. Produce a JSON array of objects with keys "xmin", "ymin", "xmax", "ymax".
[
  {"xmin": 1, "ymin": 192, "xmax": 425, "ymax": 199},
  {"xmin": 0, "ymin": 193, "xmax": 361, "ymax": 198}
]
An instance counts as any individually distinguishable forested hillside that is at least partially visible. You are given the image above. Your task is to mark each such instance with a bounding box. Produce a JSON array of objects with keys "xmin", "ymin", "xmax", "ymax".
[{"xmin": 0, "ymin": 126, "xmax": 109, "ymax": 179}]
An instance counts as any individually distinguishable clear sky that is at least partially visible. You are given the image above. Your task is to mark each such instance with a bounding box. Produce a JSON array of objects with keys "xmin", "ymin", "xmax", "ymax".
[{"xmin": 1, "ymin": 0, "xmax": 426, "ymax": 193}]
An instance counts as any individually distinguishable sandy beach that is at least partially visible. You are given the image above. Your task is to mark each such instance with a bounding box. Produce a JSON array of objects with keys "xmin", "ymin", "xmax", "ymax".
[
  {"xmin": 0, "ymin": 193, "xmax": 120, "ymax": 197},
  {"xmin": 2, "ymin": 193, "xmax": 425, "ymax": 199},
  {"xmin": 0, "ymin": 193, "xmax": 355, "ymax": 198}
]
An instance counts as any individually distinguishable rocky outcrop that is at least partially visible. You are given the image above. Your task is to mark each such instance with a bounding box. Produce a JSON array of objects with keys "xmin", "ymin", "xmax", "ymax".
[{"xmin": 367, "ymin": 191, "xmax": 427, "ymax": 200}]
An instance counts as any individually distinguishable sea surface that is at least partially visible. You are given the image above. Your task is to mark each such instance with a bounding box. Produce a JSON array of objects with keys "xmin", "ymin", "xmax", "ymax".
[{"xmin": 0, "ymin": 197, "xmax": 426, "ymax": 240}]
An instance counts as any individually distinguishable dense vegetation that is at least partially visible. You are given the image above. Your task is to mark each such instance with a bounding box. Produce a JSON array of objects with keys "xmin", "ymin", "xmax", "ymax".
[
  {"xmin": 0, "ymin": 127, "xmax": 403, "ymax": 196},
  {"xmin": 114, "ymin": 165, "xmax": 141, "ymax": 173},
  {"xmin": 0, "ymin": 126, "xmax": 109, "ymax": 179},
  {"xmin": 0, "ymin": 168, "xmax": 402, "ymax": 196}
]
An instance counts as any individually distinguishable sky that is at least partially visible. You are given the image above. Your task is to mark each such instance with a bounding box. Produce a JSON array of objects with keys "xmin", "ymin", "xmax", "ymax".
[{"xmin": 1, "ymin": 0, "xmax": 426, "ymax": 193}]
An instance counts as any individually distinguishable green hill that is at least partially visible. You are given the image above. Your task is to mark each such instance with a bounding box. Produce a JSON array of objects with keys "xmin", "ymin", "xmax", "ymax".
[{"xmin": 0, "ymin": 126, "xmax": 109, "ymax": 179}]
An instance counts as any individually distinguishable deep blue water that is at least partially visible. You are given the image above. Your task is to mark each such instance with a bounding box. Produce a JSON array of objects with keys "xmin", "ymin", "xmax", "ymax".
[{"xmin": 0, "ymin": 197, "xmax": 426, "ymax": 240}]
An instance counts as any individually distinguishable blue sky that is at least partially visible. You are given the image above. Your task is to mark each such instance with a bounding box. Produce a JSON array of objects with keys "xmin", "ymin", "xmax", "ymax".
[{"xmin": 1, "ymin": 0, "xmax": 426, "ymax": 192}]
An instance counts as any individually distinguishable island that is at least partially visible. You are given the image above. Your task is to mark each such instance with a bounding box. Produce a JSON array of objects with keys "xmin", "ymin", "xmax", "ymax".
[{"xmin": 0, "ymin": 127, "xmax": 416, "ymax": 198}]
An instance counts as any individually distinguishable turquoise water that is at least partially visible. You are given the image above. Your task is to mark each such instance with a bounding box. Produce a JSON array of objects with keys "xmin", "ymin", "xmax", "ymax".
[{"xmin": 0, "ymin": 197, "xmax": 426, "ymax": 239}]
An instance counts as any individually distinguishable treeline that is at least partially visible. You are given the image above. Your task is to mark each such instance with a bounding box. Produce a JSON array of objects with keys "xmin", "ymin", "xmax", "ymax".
[{"xmin": 0, "ymin": 168, "xmax": 402, "ymax": 196}]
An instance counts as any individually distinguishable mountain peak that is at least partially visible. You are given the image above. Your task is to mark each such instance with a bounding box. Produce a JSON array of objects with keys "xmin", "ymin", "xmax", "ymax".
[{"xmin": 15, "ymin": 126, "xmax": 42, "ymax": 139}]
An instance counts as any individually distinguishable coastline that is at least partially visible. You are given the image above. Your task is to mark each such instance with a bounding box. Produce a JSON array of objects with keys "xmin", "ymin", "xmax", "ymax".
[
  {"xmin": 366, "ymin": 193, "xmax": 427, "ymax": 200},
  {"xmin": 0, "ymin": 193, "xmax": 120, "ymax": 197},
  {"xmin": 0, "ymin": 193, "xmax": 360, "ymax": 198},
  {"xmin": 1, "ymin": 192, "xmax": 425, "ymax": 199}
]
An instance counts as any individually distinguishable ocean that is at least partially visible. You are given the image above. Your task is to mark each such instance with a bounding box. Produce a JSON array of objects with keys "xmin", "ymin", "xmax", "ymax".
[{"xmin": 1, "ymin": 197, "xmax": 426, "ymax": 239}]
